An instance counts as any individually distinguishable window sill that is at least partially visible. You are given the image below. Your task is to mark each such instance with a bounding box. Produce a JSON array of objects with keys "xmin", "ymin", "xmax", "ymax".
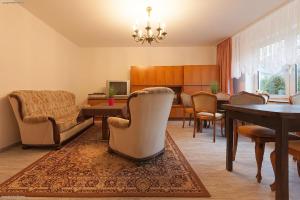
[{"xmin": 268, "ymin": 98, "xmax": 289, "ymax": 104}]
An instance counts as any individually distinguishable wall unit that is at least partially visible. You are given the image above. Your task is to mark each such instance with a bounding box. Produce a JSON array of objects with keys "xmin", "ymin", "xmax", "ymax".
[{"xmin": 130, "ymin": 65, "xmax": 220, "ymax": 119}]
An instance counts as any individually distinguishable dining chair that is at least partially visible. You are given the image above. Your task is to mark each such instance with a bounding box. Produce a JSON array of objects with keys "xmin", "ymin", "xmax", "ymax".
[
  {"xmin": 256, "ymin": 91, "xmax": 270, "ymax": 103},
  {"xmin": 230, "ymin": 91, "xmax": 270, "ymax": 183},
  {"xmin": 192, "ymin": 92, "xmax": 224, "ymax": 142},
  {"xmin": 181, "ymin": 92, "xmax": 193, "ymax": 128},
  {"xmin": 269, "ymin": 93, "xmax": 300, "ymax": 190},
  {"xmin": 231, "ymin": 91, "xmax": 299, "ymax": 183}
]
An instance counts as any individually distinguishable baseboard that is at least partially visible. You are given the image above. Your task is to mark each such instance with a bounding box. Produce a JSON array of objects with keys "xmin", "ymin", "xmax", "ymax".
[{"xmin": 0, "ymin": 141, "xmax": 21, "ymax": 153}]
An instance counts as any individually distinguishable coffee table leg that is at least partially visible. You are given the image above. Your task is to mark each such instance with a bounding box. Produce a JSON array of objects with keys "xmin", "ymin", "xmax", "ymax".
[{"xmin": 102, "ymin": 115, "xmax": 109, "ymax": 140}]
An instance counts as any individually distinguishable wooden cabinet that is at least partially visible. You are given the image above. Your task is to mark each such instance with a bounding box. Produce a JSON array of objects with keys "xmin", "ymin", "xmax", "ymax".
[
  {"xmin": 131, "ymin": 66, "xmax": 183, "ymax": 86},
  {"xmin": 183, "ymin": 65, "xmax": 220, "ymax": 86},
  {"xmin": 130, "ymin": 65, "xmax": 220, "ymax": 119}
]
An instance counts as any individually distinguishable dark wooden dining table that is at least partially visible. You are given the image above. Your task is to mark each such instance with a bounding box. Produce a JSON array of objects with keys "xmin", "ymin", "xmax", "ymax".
[{"xmin": 222, "ymin": 104, "xmax": 300, "ymax": 200}]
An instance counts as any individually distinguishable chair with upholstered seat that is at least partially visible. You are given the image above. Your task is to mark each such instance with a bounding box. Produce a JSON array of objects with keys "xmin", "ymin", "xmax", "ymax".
[
  {"xmin": 181, "ymin": 92, "xmax": 193, "ymax": 128},
  {"xmin": 107, "ymin": 87, "xmax": 174, "ymax": 161},
  {"xmin": 231, "ymin": 91, "xmax": 299, "ymax": 183},
  {"xmin": 192, "ymin": 92, "xmax": 224, "ymax": 142},
  {"xmin": 269, "ymin": 93, "xmax": 300, "ymax": 191}
]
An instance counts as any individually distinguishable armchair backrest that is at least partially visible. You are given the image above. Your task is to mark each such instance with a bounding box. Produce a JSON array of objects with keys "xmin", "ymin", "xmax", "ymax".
[
  {"xmin": 128, "ymin": 87, "xmax": 174, "ymax": 129},
  {"xmin": 229, "ymin": 91, "xmax": 265, "ymax": 105},
  {"xmin": 192, "ymin": 92, "xmax": 217, "ymax": 114}
]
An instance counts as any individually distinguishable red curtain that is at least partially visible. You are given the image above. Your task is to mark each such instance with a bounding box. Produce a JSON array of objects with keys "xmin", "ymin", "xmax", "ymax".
[{"xmin": 217, "ymin": 38, "xmax": 233, "ymax": 94}]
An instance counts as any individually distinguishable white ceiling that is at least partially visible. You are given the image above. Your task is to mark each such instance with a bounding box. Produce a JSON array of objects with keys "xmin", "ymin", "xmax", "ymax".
[{"xmin": 22, "ymin": 0, "xmax": 288, "ymax": 47}]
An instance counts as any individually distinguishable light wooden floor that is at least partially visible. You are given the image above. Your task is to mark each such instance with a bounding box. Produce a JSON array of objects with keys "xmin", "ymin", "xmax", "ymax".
[{"xmin": 0, "ymin": 121, "xmax": 299, "ymax": 200}]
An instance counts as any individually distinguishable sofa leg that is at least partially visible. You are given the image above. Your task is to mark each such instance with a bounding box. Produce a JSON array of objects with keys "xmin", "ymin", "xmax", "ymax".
[
  {"xmin": 55, "ymin": 145, "xmax": 62, "ymax": 150},
  {"xmin": 22, "ymin": 145, "xmax": 30, "ymax": 150}
]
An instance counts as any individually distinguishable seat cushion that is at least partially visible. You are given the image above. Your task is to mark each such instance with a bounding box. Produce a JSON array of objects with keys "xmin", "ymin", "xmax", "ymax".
[
  {"xmin": 289, "ymin": 141, "xmax": 300, "ymax": 152},
  {"xmin": 289, "ymin": 141, "xmax": 300, "ymax": 159},
  {"xmin": 196, "ymin": 112, "xmax": 223, "ymax": 120},
  {"xmin": 238, "ymin": 125, "xmax": 275, "ymax": 138},
  {"xmin": 238, "ymin": 125, "xmax": 300, "ymax": 140},
  {"xmin": 56, "ymin": 113, "xmax": 78, "ymax": 133}
]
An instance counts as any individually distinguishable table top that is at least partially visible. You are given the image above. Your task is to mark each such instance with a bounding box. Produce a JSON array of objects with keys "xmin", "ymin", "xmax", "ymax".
[{"xmin": 222, "ymin": 104, "xmax": 300, "ymax": 118}]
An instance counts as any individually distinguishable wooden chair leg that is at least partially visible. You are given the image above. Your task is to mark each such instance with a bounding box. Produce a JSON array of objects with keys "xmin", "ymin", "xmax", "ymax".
[
  {"xmin": 270, "ymin": 150, "xmax": 276, "ymax": 191},
  {"xmin": 233, "ymin": 121, "xmax": 238, "ymax": 161},
  {"xmin": 193, "ymin": 116, "xmax": 197, "ymax": 138},
  {"xmin": 189, "ymin": 114, "xmax": 192, "ymax": 126},
  {"xmin": 297, "ymin": 161, "xmax": 300, "ymax": 177},
  {"xmin": 221, "ymin": 119, "xmax": 224, "ymax": 137},
  {"xmin": 255, "ymin": 141, "xmax": 265, "ymax": 183},
  {"xmin": 213, "ymin": 120, "xmax": 216, "ymax": 143},
  {"xmin": 182, "ymin": 112, "xmax": 186, "ymax": 128},
  {"xmin": 199, "ymin": 119, "xmax": 203, "ymax": 133}
]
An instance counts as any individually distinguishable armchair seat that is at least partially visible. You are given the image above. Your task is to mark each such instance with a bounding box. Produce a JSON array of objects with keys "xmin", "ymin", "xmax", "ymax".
[{"xmin": 196, "ymin": 112, "xmax": 223, "ymax": 120}]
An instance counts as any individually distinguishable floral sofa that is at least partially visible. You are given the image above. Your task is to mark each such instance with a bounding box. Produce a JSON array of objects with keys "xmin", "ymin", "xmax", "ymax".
[{"xmin": 9, "ymin": 90, "xmax": 93, "ymax": 148}]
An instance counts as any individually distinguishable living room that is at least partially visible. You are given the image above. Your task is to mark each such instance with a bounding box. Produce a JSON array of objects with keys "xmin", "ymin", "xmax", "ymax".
[{"xmin": 0, "ymin": 0, "xmax": 299, "ymax": 200}]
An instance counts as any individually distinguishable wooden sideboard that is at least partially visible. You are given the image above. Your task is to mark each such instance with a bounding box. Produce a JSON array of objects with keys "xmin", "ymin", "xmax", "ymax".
[{"xmin": 130, "ymin": 65, "xmax": 220, "ymax": 119}]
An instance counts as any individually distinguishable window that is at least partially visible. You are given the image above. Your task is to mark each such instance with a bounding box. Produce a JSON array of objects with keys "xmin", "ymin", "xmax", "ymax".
[{"xmin": 258, "ymin": 65, "xmax": 298, "ymax": 98}]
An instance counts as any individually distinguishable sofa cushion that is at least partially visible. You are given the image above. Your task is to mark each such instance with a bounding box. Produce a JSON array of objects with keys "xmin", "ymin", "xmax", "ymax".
[
  {"xmin": 56, "ymin": 113, "xmax": 79, "ymax": 133},
  {"xmin": 10, "ymin": 90, "xmax": 78, "ymax": 121}
]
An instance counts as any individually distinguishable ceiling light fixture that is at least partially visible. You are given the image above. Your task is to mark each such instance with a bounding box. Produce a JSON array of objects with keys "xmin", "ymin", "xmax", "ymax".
[{"xmin": 132, "ymin": 6, "xmax": 167, "ymax": 45}]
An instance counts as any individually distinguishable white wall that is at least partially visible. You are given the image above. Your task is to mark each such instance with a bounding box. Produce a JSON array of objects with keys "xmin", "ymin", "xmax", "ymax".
[
  {"xmin": 82, "ymin": 47, "xmax": 216, "ymax": 93},
  {"xmin": 0, "ymin": 5, "xmax": 85, "ymax": 149}
]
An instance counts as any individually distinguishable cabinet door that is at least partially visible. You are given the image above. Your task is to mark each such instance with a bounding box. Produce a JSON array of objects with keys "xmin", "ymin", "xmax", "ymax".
[
  {"xmin": 184, "ymin": 65, "xmax": 220, "ymax": 86},
  {"xmin": 183, "ymin": 66, "xmax": 202, "ymax": 85},
  {"xmin": 165, "ymin": 66, "xmax": 183, "ymax": 85},
  {"xmin": 130, "ymin": 66, "xmax": 147, "ymax": 85},
  {"xmin": 200, "ymin": 65, "xmax": 220, "ymax": 86}
]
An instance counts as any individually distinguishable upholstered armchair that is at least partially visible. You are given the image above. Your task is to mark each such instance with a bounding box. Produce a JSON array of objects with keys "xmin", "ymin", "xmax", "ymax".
[{"xmin": 108, "ymin": 87, "xmax": 174, "ymax": 160}]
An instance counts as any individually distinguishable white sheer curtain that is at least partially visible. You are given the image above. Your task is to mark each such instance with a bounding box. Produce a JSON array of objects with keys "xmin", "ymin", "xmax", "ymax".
[{"xmin": 232, "ymin": 0, "xmax": 300, "ymax": 79}]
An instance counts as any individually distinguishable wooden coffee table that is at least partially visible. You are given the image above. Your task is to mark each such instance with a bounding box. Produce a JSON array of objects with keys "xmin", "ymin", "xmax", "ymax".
[{"xmin": 82, "ymin": 103, "xmax": 127, "ymax": 140}]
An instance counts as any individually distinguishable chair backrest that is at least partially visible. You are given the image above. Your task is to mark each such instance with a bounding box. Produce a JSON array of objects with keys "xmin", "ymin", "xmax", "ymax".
[
  {"xmin": 290, "ymin": 93, "xmax": 300, "ymax": 105},
  {"xmin": 192, "ymin": 92, "xmax": 217, "ymax": 114},
  {"xmin": 216, "ymin": 92, "xmax": 230, "ymax": 101},
  {"xmin": 256, "ymin": 91, "xmax": 270, "ymax": 103},
  {"xmin": 230, "ymin": 91, "xmax": 265, "ymax": 105},
  {"xmin": 128, "ymin": 87, "xmax": 174, "ymax": 130},
  {"xmin": 180, "ymin": 92, "xmax": 192, "ymax": 108}
]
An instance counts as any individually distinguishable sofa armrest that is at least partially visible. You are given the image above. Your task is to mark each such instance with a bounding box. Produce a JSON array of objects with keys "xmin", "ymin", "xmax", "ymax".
[
  {"xmin": 23, "ymin": 115, "xmax": 55, "ymax": 123},
  {"xmin": 76, "ymin": 104, "xmax": 90, "ymax": 111},
  {"xmin": 108, "ymin": 117, "xmax": 129, "ymax": 129}
]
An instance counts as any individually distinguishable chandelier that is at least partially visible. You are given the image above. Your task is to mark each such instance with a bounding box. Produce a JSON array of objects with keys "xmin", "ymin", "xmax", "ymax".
[{"xmin": 132, "ymin": 6, "xmax": 167, "ymax": 45}]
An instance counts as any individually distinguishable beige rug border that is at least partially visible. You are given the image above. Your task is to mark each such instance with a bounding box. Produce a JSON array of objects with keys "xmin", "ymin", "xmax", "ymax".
[{"xmin": 0, "ymin": 129, "xmax": 211, "ymax": 198}]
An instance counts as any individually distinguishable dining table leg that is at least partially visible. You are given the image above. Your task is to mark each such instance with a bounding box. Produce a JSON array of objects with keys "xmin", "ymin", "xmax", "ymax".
[
  {"xmin": 275, "ymin": 119, "xmax": 289, "ymax": 200},
  {"xmin": 226, "ymin": 113, "xmax": 233, "ymax": 171}
]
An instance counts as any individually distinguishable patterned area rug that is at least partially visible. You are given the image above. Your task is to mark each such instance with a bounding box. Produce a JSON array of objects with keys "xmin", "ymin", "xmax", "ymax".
[{"xmin": 0, "ymin": 126, "xmax": 210, "ymax": 197}]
